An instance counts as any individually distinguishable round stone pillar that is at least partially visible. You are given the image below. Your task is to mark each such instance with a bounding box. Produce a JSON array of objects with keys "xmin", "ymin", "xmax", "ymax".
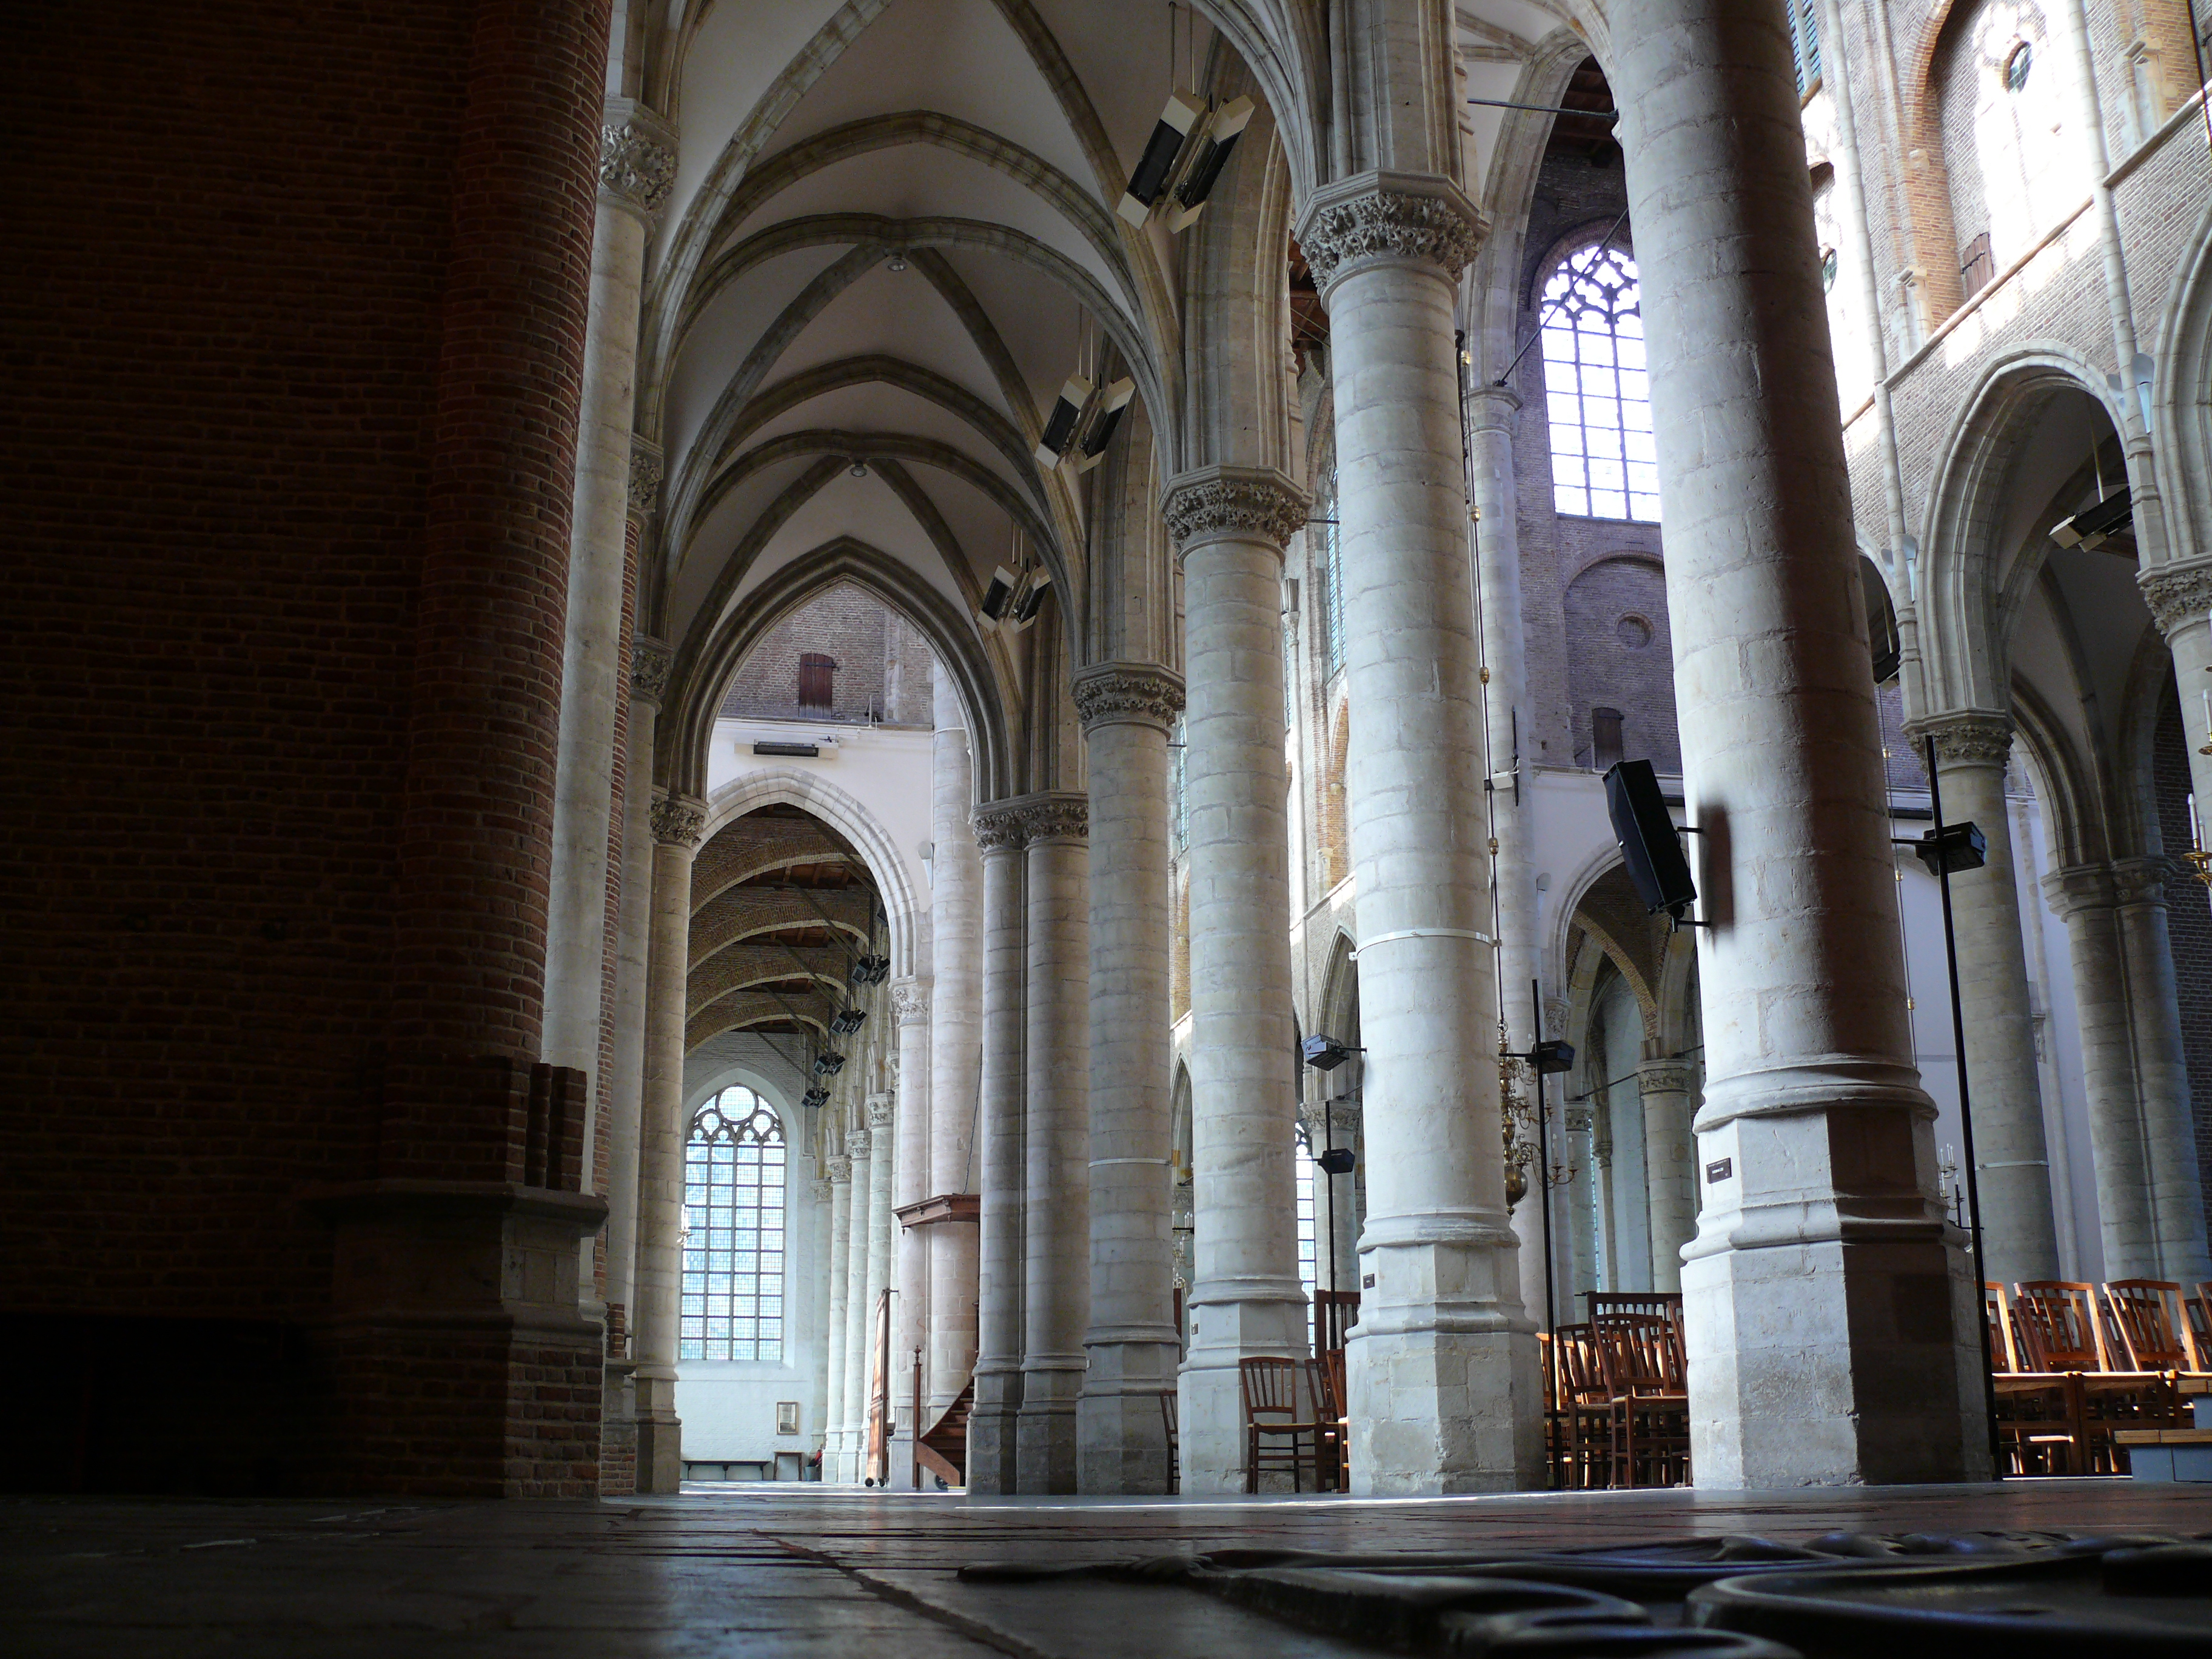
[
  {"xmin": 2142, "ymin": 564, "xmax": 2212, "ymax": 812},
  {"xmin": 1164, "ymin": 467, "xmax": 1310, "ymax": 1494},
  {"xmin": 1009, "ymin": 794, "xmax": 1090, "ymax": 1494},
  {"xmin": 634, "ymin": 793, "xmax": 705, "ymax": 1493},
  {"xmin": 821, "ymin": 1155, "xmax": 853, "ymax": 1481},
  {"xmin": 1637, "ymin": 1060, "xmax": 1696, "ymax": 1293},
  {"xmin": 1906, "ymin": 711, "xmax": 2060, "ymax": 1284},
  {"xmin": 1074, "ymin": 665, "xmax": 1183, "ymax": 1495},
  {"xmin": 1299, "ymin": 171, "xmax": 1540, "ymax": 1493},
  {"xmin": 966, "ymin": 808, "xmax": 1027, "ymax": 1494},
  {"xmin": 541, "ymin": 103, "xmax": 673, "ymax": 1122},
  {"xmin": 1610, "ymin": 0, "xmax": 1984, "ymax": 1485},
  {"xmin": 927, "ymin": 666, "xmax": 984, "ymax": 1426},
  {"xmin": 890, "ymin": 977, "xmax": 931, "ymax": 1475},
  {"xmin": 2112, "ymin": 859, "xmax": 2212, "ymax": 1281},
  {"xmin": 839, "ymin": 1125, "xmax": 874, "ymax": 1481},
  {"xmin": 864, "ymin": 1092, "xmax": 897, "ymax": 1480}
]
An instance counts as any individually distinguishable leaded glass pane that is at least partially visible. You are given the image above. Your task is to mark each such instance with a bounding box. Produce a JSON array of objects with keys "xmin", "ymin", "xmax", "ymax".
[
  {"xmin": 1539, "ymin": 247, "xmax": 1660, "ymax": 524},
  {"xmin": 679, "ymin": 1085, "xmax": 789, "ymax": 1362}
]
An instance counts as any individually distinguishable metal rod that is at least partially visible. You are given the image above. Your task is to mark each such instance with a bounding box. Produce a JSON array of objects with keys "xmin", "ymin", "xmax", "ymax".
[
  {"xmin": 1496, "ymin": 206, "xmax": 1632, "ymax": 386},
  {"xmin": 1467, "ymin": 96, "xmax": 1620, "ymax": 119},
  {"xmin": 1531, "ymin": 976, "xmax": 1559, "ymax": 1490},
  {"xmin": 1925, "ymin": 734, "xmax": 2004, "ymax": 1476}
]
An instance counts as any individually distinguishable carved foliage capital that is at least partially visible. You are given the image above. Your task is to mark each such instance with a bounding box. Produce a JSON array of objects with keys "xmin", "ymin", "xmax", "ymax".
[
  {"xmin": 1161, "ymin": 466, "xmax": 1309, "ymax": 554},
  {"xmin": 2110, "ymin": 855, "xmax": 2173, "ymax": 908},
  {"xmin": 2139, "ymin": 561, "xmax": 2212, "ymax": 637},
  {"xmin": 974, "ymin": 793, "xmax": 1088, "ymax": 850},
  {"xmin": 1297, "ymin": 173, "xmax": 1486, "ymax": 294},
  {"xmin": 650, "ymin": 793, "xmax": 708, "ymax": 848},
  {"xmin": 600, "ymin": 108, "xmax": 677, "ymax": 216},
  {"xmin": 969, "ymin": 802, "xmax": 1030, "ymax": 853},
  {"xmin": 890, "ymin": 976, "xmax": 930, "ymax": 1025},
  {"xmin": 629, "ymin": 637, "xmax": 672, "ymax": 706},
  {"xmin": 826, "ymin": 1155, "xmax": 851, "ymax": 1184},
  {"xmin": 867, "ymin": 1092, "xmax": 895, "ymax": 1128},
  {"xmin": 1908, "ymin": 709, "xmax": 2013, "ymax": 766},
  {"xmin": 626, "ymin": 441, "xmax": 665, "ymax": 521},
  {"xmin": 845, "ymin": 1128, "xmax": 871, "ymax": 1160},
  {"xmin": 1637, "ymin": 1061, "xmax": 1694, "ymax": 1097},
  {"xmin": 1073, "ymin": 663, "xmax": 1185, "ymax": 732},
  {"xmin": 812, "ymin": 1179, "xmax": 833, "ymax": 1204}
]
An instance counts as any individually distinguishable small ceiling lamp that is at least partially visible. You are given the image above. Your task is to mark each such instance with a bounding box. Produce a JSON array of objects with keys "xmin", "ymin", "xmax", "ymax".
[
  {"xmin": 848, "ymin": 459, "xmax": 870, "ymax": 478},
  {"xmin": 885, "ymin": 249, "xmax": 909, "ymax": 272}
]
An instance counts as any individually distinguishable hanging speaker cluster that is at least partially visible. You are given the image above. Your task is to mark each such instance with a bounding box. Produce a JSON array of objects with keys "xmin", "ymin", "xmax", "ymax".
[
  {"xmin": 1604, "ymin": 759, "xmax": 1698, "ymax": 922},
  {"xmin": 1034, "ymin": 374, "xmax": 1134, "ymax": 473},
  {"xmin": 1118, "ymin": 92, "xmax": 1254, "ymax": 233},
  {"xmin": 977, "ymin": 561, "xmax": 1051, "ymax": 634}
]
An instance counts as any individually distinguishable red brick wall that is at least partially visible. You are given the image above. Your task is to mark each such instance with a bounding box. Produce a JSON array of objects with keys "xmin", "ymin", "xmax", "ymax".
[{"xmin": 1, "ymin": 0, "xmax": 608, "ymax": 1492}]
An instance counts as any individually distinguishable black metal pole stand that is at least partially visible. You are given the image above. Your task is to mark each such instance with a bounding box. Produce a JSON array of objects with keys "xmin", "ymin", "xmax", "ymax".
[
  {"xmin": 1530, "ymin": 979, "xmax": 1560, "ymax": 1487},
  {"xmin": 1925, "ymin": 734, "xmax": 2005, "ymax": 1476}
]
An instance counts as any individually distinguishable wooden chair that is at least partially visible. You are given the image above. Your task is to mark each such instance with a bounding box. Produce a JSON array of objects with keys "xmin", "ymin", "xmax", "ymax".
[
  {"xmin": 1309, "ymin": 1353, "xmax": 1350, "ymax": 1492},
  {"xmin": 1584, "ymin": 1291, "xmax": 1684, "ymax": 1331},
  {"xmin": 1550, "ymin": 1324, "xmax": 1614, "ymax": 1489},
  {"xmin": 2104, "ymin": 1281, "xmax": 2202, "ymax": 1372},
  {"xmin": 1314, "ymin": 1289, "xmax": 1359, "ymax": 1357},
  {"xmin": 1591, "ymin": 1313, "xmax": 1689, "ymax": 1488},
  {"xmin": 1239, "ymin": 1356, "xmax": 1325, "ymax": 1493},
  {"xmin": 2014, "ymin": 1281, "xmax": 2179, "ymax": 1473},
  {"xmin": 1985, "ymin": 1282, "xmax": 2080, "ymax": 1476},
  {"xmin": 1158, "ymin": 1388, "xmax": 1179, "ymax": 1495}
]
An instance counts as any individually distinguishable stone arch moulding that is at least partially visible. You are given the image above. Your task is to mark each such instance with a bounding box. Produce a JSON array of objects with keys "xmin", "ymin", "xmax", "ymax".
[
  {"xmin": 2151, "ymin": 196, "xmax": 2212, "ymax": 573},
  {"xmin": 1541, "ymin": 842, "xmax": 1631, "ymax": 997},
  {"xmin": 2009, "ymin": 675, "xmax": 2109, "ymax": 871},
  {"xmin": 1317, "ymin": 927, "xmax": 1358, "ymax": 1046},
  {"xmin": 662, "ymin": 536, "xmax": 1016, "ymax": 807},
  {"xmin": 699, "ymin": 765, "xmax": 925, "ymax": 984},
  {"xmin": 1911, "ymin": 344, "xmax": 2130, "ymax": 718}
]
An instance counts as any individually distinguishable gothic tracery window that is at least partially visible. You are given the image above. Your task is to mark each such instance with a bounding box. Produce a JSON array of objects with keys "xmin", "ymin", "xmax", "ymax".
[
  {"xmin": 680, "ymin": 1088, "xmax": 787, "ymax": 1362},
  {"xmin": 1315, "ymin": 467, "xmax": 1346, "ymax": 680},
  {"xmin": 1541, "ymin": 246, "xmax": 1660, "ymax": 524}
]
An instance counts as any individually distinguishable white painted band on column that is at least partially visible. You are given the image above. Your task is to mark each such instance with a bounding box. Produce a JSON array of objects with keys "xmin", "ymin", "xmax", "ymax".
[
  {"xmin": 1088, "ymin": 1157, "xmax": 1171, "ymax": 1167},
  {"xmin": 1353, "ymin": 925, "xmax": 1494, "ymax": 953}
]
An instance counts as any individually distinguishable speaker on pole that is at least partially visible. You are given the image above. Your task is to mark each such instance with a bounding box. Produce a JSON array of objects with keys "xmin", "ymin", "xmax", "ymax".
[{"xmin": 1604, "ymin": 758, "xmax": 1697, "ymax": 921}]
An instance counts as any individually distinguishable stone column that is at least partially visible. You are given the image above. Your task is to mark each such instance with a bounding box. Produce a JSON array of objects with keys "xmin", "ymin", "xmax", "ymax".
[
  {"xmin": 1163, "ymin": 468, "xmax": 1310, "ymax": 1493},
  {"xmin": 635, "ymin": 793, "xmax": 706, "ymax": 1492},
  {"xmin": 1611, "ymin": 0, "xmax": 1983, "ymax": 1485},
  {"xmin": 839, "ymin": 1125, "xmax": 874, "ymax": 1482},
  {"xmin": 927, "ymin": 665, "xmax": 984, "ymax": 1427},
  {"xmin": 1905, "ymin": 711, "xmax": 2060, "ymax": 1284},
  {"xmin": 865, "ymin": 1091, "xmax": 897, "ymax": 1480},
  {"xmin": 1637, "ymin": 1060, "xmax": 1696, "ymax": 1293},
  {"xmin": 1299, "ymin": 174, "xmax": 1540, "ymax": 1492},
  {"xmin": 1467, "ymin": 385, "xmax": 1550, "ymax": 1336},
  {"xmin": 967, "ymin": 808, "xmax": 1027, "ymax": 1493},
  {"xmin": 2142, "ymin": 564, "xmax": 2212, "ymax": 817},
  {"xmin": 890, "ymin": 977, "xmax": 931, "ymax": 1479},
  {"xmin": 809, "ymin": 1176, "xmax": 833, "ymax": 1455},
  {"xmin": 822, "ymin": 1155, "xmax": 853, "ymax": 1481},
  {"xmin": 1074, "ymin": 665, "xmax": 1182, "ymax": 1495},
  {"xmin": 1010, "ymin": 794, "xmax": 1090, "ymax": 1494},
  {"xmin": 541, "ymin": 104, "xmax": 674, "ymax": 1156},
  {"xmin": 2113, "ymin": 860, "xmax": 2212, "ymax": 1281}
]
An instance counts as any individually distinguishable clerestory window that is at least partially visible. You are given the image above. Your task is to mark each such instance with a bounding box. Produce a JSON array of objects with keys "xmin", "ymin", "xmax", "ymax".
[
  {"xmin": 1316, "ymin": 468, "xmax": 1346, "ymax": 680},
  {"xmin": 1789, "ymin": 0, "xmax": 1822, "ymax": 96},
  {"xmin": 680, "ymin": 1088, "xmax": 788, "ymax": 1362},
  {"xmin": 1541, "ymin": 246, "xmax": 1660, "ymax": 523}
]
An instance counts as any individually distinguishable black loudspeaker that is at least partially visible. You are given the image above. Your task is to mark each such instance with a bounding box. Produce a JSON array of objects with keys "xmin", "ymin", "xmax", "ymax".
[{"xmin": 1604, "ymin": 759, "xmax": 1697, "ymax": 919}]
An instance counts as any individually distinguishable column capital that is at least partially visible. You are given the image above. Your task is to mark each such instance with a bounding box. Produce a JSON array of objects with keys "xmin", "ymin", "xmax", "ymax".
[
  {"xmin": 649, "ymin": 793, "xmax": 708, "ymax": 848},
  {"xmin": 1904, "ymin": 708, "xmax": 2013, "ymax": 766},
  {"xmin": 2110, "ymin": 854, "xmax": 2173, "ymax": 908},
  {"xmin": 1464, "ymin": 383, "xmax": 1523, "ymax": 431},
  {"xmin": 970, "ymin": 800, "xmax": 1030, "ymax": 853},
  {"xmin": 1161, "ymin": 464, "xmax": 1309, "ymax": 557},
  {"xmin": 845, "ymin": 1127, "xmax": 871, "ymax": 1161},
  {"xmin": 827, "ymin": 1155, "xmax": 852, "ymax": 1184},
  {"xmin": 1000, "ymin": 789, "xmax": 1088, "ymax": 846},
  {"xmin": 600, "ymin": 99, "xmax": 677, "ymax": 219},
  {"xmin": 1637, "ymin": 1059, "xmax": 1694, "ymax": 1096},
  {"xmin": 890, "ymin": 976, "xmax": 930, "ymax": 1025},
  {"xmin": 626, "ymin": 438, "xmax": 665, "ymax": 525},
  {"xmin": 2139, "ymin": 560, "xmax": 2212, "ymax": 638},
  {"xmin": 1072, "ymin": 661, "xmax": 1185, "ymax": 733},
  {"xmin": 1294, "ymin": 170, "xmax": 1487, "ymax": 297},
  {"xmin": 866, "ymin": 1091, "xmax": 895, "ymax": 1128},
  {"xmin": 630, "ymin": 636, "xmax": 672, "ymax": 707},
  {"xmin": 812, "ymin": 1179, "xmax": 833, "ymax": 1205},
  {"xmin": 2042, "ymin": 859, "xmax": 2120, "ymax": 919}
]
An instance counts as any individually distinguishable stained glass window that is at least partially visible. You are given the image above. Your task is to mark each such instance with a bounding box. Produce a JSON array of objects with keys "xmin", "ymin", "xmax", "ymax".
[
  {"xmin": 1318, "ymin": 469, "xmax": 1346, "ymax": 680},
  {"xmin": 1541, "ymin": 246, "xmax": 1660, "ymax": 523},
  {"xmin": 679, "ymin": 1088, "xmax": 787, "ymax": 1363}
]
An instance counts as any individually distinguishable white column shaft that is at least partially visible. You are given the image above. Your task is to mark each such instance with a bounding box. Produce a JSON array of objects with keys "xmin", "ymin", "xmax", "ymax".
[
  {"xmin": 822, "ymin": 1164, "xmax": 852, "ymax": 1481},
  {"xmin": 968, "ymin": 833, "xmax": 1026, "ymax": 1493},
  {"xmin": 865, "ymin": 1100, "xmax": 896, "ymax": 1481},
  {"xmin": 1638, "ymin": 1062, "xmax": 1695, "ymax": 1293},
  {"xmin": 927, "ymin": 669, "xmax": 983, "ymax": 1418},
  {"xmin": 2113, "ymin": 862, "xmax": 2212, "ymax": 1281},
  {"xmin": 840, "ymin": 1133, "xmax": 874, "ymax": 1480},
  {"xmin": 604, "ymin": 688, "xmax": 657, "ymax": 1334}
]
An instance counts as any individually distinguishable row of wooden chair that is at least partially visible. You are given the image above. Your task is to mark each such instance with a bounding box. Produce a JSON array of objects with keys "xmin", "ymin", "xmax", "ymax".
[
  {"xmin": 1543, "ymin": 1293, "xmax": 1690, "ymax": 1490},
  {"xmin": 1239, "ymin": 1353, "xmax": 1349, "ymax": 1492},
  {"xmin": 1986, "ymin": 1279, "xmax": 2208, "ymax": 1476}
]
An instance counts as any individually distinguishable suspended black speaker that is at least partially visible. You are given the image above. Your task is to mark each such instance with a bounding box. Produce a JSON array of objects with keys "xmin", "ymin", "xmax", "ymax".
[{"xmin": 1604, "ymin": 758, "xmax": 1697, "ymax": 919}]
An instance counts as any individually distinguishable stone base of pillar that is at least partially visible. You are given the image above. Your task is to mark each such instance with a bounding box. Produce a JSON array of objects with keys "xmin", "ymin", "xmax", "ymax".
[
  {"xmin": 1345, "ymin": 1324, "xmax": 1541, "ymax": 1494},
  {"xmin": 1076, "ymin": 1340, "xmax": 1179, "ymax": 1493},
  {"xmin": 598, "ymin": 1358, "xmax": 638, "ymax": 1496},
  {"xmin": 634, "ymin": 1367, "xmax": 683, "ymax": 1493},
  {"xmin": 1178, "ymin": 1293, "xmax": 1307, "ymax": 1493},
  {"xmin": 966, "ymin": 1364, "xmax": 1022, "ymax": 1493},
  {"xmin": 310, "ymin": 1181, "xmax": 609, "ymax": 1498},
  {"xmin": 1014, "ymin": 1364, "xmax": 1084, "ymax": 1493}
]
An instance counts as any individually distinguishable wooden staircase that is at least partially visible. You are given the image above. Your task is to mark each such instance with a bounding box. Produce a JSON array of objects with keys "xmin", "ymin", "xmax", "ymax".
[{"xmin": 916, "ymin": 1378, "xmax": 971, "ymax": 1487}]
